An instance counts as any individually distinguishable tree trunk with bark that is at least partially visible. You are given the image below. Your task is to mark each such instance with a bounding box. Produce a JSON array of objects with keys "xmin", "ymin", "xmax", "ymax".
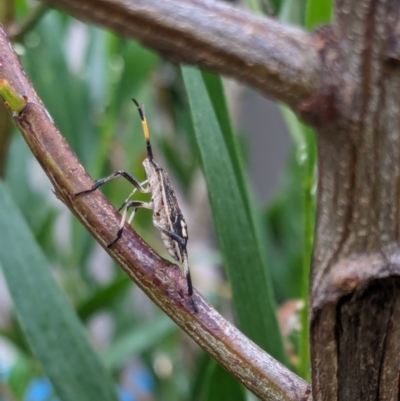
[{"xmin": 308, "ymin": 2, "xmax": 400, "ymax": 399}]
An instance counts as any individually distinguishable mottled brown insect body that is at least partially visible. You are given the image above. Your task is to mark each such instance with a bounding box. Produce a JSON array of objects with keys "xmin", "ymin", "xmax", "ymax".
[
  {"xmin": 143, "ymin": 158, "xmax": 193, "ymax": 302},
  {"xmin": 76, "ymin": 99, "xmax": 196, "ymax": 312},
  {"xmin": 144, "ymin": 160, "xmax": 188, "ymax": 262}
]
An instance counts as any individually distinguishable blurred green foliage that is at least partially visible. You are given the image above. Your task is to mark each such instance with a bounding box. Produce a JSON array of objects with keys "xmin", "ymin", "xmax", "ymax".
[{"xmin": 0, "ymin": 0, "xmax": 332, "ymax": 399}]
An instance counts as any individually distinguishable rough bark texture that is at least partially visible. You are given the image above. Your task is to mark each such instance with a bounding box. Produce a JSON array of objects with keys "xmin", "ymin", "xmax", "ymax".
[{"xmin": 309, "ymin": 0, "xmax": 400, "ymax": 399}]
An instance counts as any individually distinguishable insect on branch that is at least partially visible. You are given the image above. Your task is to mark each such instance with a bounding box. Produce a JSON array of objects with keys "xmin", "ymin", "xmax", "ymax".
[{"xmin": 76, "ymin": 99, "xmax": 197, "ymax": 313}]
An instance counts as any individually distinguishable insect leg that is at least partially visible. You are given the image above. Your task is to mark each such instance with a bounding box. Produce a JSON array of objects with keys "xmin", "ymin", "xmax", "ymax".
[
  {"xmin": 127, "ymin": 201, "xmax": 153, "ymax": 224},
  {"xmin": 107, "ymin": 200, "xmax": 153, "ymax": 248},
  {"xmin": 182, "ymin": 252, "xmax": 197, "ymax": 311},
  {"xmin": 153, "ymin": 221, "xmax": 187, "ymax": 248},
  {"xmin": 153, "ymin": 222, "xmax": 197, "ymax": 312},
  {"xmin": 116, "ymin": 179, "xmax": 149, "ymax": 212},
  {"xmin": 75, "ymin": 171, "xmax": 149, "ymax": 196}
]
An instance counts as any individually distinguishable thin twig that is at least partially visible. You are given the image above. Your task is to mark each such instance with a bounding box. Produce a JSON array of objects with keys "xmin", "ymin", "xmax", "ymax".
[
  {"xmin": 0, "ymin": 26, "xmax": 311, "ymax": 401},
  {"xmin": 42, "ymin": 0, "xmax": 321, "ymax": 112}
]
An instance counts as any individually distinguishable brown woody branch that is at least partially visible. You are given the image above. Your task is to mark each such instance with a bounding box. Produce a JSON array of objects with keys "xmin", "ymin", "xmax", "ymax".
[
  {"xmin": 0, "ymin": 26, "xmax": 311, "ymax": 401},
  {"xmin": 41, "ymin": 0, "xmax": 321, "ymax": 112}
]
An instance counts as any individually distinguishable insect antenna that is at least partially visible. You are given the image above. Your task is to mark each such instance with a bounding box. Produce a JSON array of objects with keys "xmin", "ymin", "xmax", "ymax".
[{"xmin": 132, "ymin": 98, "xmax": 153, "ymax": 160}]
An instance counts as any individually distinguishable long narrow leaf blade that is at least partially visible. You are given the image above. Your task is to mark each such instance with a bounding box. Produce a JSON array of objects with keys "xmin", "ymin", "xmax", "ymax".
[
  {"xmin": 0, "ymin": 182, "xmax": 119, "ymax": 401},
  {"xmin": 201, "ymin": 71, "xmax": 251, "ymax": 220},
  {"xmin": 202, "ymin": 362, "xmax": 246, "ymax": 401},
  {"xmin": 182, "ymin": 66, "xmax": 287, "ymax": 363},
  {"xmin": 102, "ymin": 315, "xmax": 175, "ymax": 370}
]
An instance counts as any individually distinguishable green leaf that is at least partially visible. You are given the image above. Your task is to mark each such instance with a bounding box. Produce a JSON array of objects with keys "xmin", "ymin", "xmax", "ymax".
[
  {"xmin": 182, "ymin": 66, "xmax": 287, "ymax": 363},
  {"xmin": 201, "ymin": 71, "xmax": 248, "ymax": 216},
  {"xmin": 77, "ymin": 275, "xmax": 131, "ymax": 321},
  {"xmin": 112, "ymin": 39, "xmax": 159, "ymax": 115},
  {"xmin": 280, "ymin": 107, "xmax": 316, "ymax": 380},
  {"xmin": 102, "ymin": 314, "xmax": 175, "ymax": 370},
  {"xmin": 263, "ymin": 152, "xmax": 304, "ymax": 303},
  {"xmin": 22, "ymin": 11, "xmax": 97, "ymax": 167},
  {"xmin": 7, "ymin": 353, "xmax": 36, "ymax": 399},
  {"xmin": 279, "ymin": 0, "xmax": 307, "ymax": 25},
  {"xmin": 0, "ymin": 181, "xmax": 119, "ymax": 401},
  {"xmin": 202, "ymin": 362, "xmax": 245, "ymax": 401},
  {"xmin": 305, "ymin": 0, "xmax": 333, "ymax": 30}
]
